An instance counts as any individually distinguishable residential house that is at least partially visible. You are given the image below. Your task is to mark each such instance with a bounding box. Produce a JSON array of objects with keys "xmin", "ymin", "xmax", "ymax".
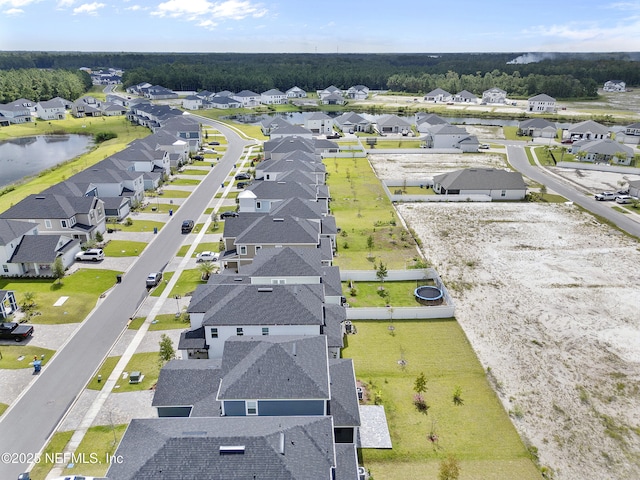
[
  {"xmin": 144, "ymin": 85, "xmax": 178, "ymax": 100},
  {"xmin": 319, "ymin": 93, "xmax": 345, "ymax": 105},
  {"xmin": 519, "ymin": 118, "xmax": 557, "ymax": 138},
  {"xmin": 127, "ymin": 102, "xmax": 184, "ymax": 130},
  {"xmin": 629, "ymin": 180, "xmax": 640, "ymax": 198},
  {"xmin": 242, "ymin": 178, "xmax": 330, "ymax": 212},
  {"xmin": 286, "ymin": 86, "xmax": 307, "ymax": 98},
  {"xmin": 182, "ymin": 283, "xmax": 326, "ymax": 358},
  {"xmin": 163, "ymin": 116, "xmax": 202, "ymax": 152},
  {"xmin": 570, "ymin": 138, "xmax": 635, "ymax": 165},
  {"xmin": 106, "ymin": 416, "xmax": 342, "ymax": 480},
  {"xmin": 206, "ymin": 95, "xmax": 242, "ymax": 109},
  {"xmin": 269, "ymin": 124, "xmax": 314, "ymax": 140},
  {"xmin": 482, "ymin": 87, "xmax": 507, "ymax": 104},
  {"xmin": 134, "ymin": 129, "xmax": 190, "ymax": 167},
  {"xmin": 0, "ymin": 219, "xmax": 39, "ymax": 277},
  {"xmin": 617, "ymin": 122, "xmax": 640, "ymax": 145},
  {"xmin": 34, "ymin": 99, "xmax": 66, "ymax": 120},
  {"xmin": 564, "ymin": 120, "xmax": 609, "ymax": 142},
  {"xmin": 604, "ymin": 80, "xmax": 626, "ymax": 92},
  {"xmin": 0, "ymin": 290, "xmax": 18, "ymax": 318},
  {"xmin": 259, "ymin": 116, "xmax": 292, "ymax": 136},
  {"xmin": 317, "ymin": 85, "xmax": 342, "ymax": 100},
  {"xmin": 453, "ymin": 90, "xmax": 478, "ymax": 104},
  {"xmin": 263, "ymin": 136, "xmax": 338, "ymax": 161},
  {"xmin": 346, "ymin": 85, "xmax": 369, "ymax": 100},
  {"xmin": 9, "ymin": 234, "xmax": 80, "ymax": 276},
  {"xmin": 304, "ymin": 112, "xmax": 334, "ymax": 136},
  {"xmin": 254, "ymin": 155, "xmax": 327, "ymax": 183},
  {"xmin": 232, "ymin": 90, "xmax": 261, "ymax": 107},
  {"xmin": 433, "ymin": 168, "xmax": 528, "ymax": 200},
  {"xmin": 375, "ymin": 114, "xmax": 412, "ymax": 135},
  {"xmin": 422, "ymin": 124, "xmax": 479, "ymax": 151},
  {"xmin": 528, "ymin": 94, "xmax": 556, "ymax": 113},
  {"xmin": 0, "ymin": 99, "xmax": 34, "ymax": 124},
  {"xmin": 260, "ymin": 89, "xmax": 287, "ymax": 105},
  {"xmin": 100, "ymin": 102, "xmax": 127, "ymax": 116},
  {"xmin": 415, "ymin": 113, "xmax": 449, "ymax": 133},
  {"xmin": 182, "ymin": 95, "xmax": 203, "ymax": 110},
  {"xmin": 424, "ymin": 88, "xmax": 452, "ymax": 103},
  {"xmin": 0, "ymin": 193, "xmax": 107, "ymax": 243},
  {"xmin": 334, "ymin": 112, "xmax": 372, "ymax": 133}
]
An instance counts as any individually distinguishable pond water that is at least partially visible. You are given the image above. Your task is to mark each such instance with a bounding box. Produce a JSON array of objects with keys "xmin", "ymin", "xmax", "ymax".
[{"xmin": 0, "ymin": 135, "xmax": 94, "ymax": 188}]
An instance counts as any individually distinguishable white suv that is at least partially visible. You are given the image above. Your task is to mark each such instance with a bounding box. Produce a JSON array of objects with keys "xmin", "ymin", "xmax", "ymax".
[{"xmin": 75, "ymin": 248, "xmax": 104, "ymax": 262}]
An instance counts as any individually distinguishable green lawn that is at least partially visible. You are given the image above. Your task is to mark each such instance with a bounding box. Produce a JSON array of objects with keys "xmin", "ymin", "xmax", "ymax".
[
  {"xmin": 365, "ymin": 139, "xmax": 422, "ymax": 149},
  {"xmin": 64, "ymin": 424, "xmax": 128, "ymax": 477},
  {"xmin": 103, "ymin": 240, "xmax": 148, "ymax": 257},
  {"xmin": 112, "ymin": 352, "xmax": 162, "ymax": 393},
  {"xmin": 116, "ymin": 219, "xmax": 165, "ymax": 233},
  {"xmin": 0, "ymin": 269, "xmax": 122, "ymax": 324},
  {"xmin": 168, "ymin": 269, "xmax": 207, "ymax": 297},
  {"xmin": 139, "ymin": 203, "xmax": 181, "ymax": 214},
  {"xmin": 326, "ymin": 156, "xmax": 419, "ymax": 270},
  {"xmin": 0, "ymin": 346, "xmax": 55, "ymax": 369},
  {"xmin": 392, "ymin": 186, "xmax": 435, "ymax": 195},
  {"xmin": 128, "ymin": 313, "xmax": 190, "ymax": 331},
  {"xmin": 86, "ymin": 356, "xmax": 121, "ymax": 391},
  {"xmin": 0, "ymin": 402, "xmax": 8, "ymax": 416},
  {"xmin": 344, "ymin": 320, "xmax": 542, "ymax": 480},
  {"xmin": 159, "ymin": 189, "xmax": 192, "ymax": 198},
  {"xmin": 175, "ymin": 242, "xmax": 221, "ymax": 257},
  {"xmin": 28, "ymin": 430, "xmax": 74, "ymax": 480},
  {"xmin": 179, "ymin": 169, "xmax": 209, "ymax": 176},
  {"xmin": 149, "ymin": 271, "xmax": 174, "ymax": 297},
  {"xmin": 169, "ymin": 178, "xmax": 201, "ymax": 186},
  {"xmin": 343, "ymin": 280, "xmax": 430, "ymax": 307}
]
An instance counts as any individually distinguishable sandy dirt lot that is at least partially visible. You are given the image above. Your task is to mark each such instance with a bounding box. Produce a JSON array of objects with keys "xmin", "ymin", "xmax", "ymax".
[{"xmin": 370, "ymin": 154, "xmax": 640, "ymax": 479}]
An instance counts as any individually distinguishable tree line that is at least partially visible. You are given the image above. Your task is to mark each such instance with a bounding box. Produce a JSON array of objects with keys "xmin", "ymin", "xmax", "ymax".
[
  {"xmin": 0, "ymin": 68, "xmax": 91, "ymax": 103},
  {"xmin": 0, "ymin": 52, "xmax": 637, "ymax": 102}
]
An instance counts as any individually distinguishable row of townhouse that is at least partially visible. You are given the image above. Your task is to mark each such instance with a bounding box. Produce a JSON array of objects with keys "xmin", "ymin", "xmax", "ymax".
[
  {"xmin": 0, "ymin": 95, "xmax": 128, "ymax": 125},
  {"xmin": 423, "ymin": 87, "xmax": 559, "ymax": 112},
  {"xmin": 0, "ymin": 104, "xmax": 202, "ymax": 277},
  {"xmin": 106, "ymin": 133, "xmax": 365, "ymax": 479}
]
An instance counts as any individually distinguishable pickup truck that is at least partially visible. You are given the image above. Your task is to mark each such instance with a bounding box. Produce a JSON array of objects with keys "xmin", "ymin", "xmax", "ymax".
[
  {"xmin": 0, "ymin": 322, "xmax": 34, "ymax": 342},
  {"xmin": 594, "ymin": 192, "xmax": 616, "ymax": 201}
]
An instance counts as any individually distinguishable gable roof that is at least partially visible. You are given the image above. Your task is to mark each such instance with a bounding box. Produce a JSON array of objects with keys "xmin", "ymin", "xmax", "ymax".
[
  {"xmin": 241, "ymin": 246, "xmax": 323, "ymax": 277},
  {"xmin": 10, "ymin": 235, "xmax": 78, "ymax": 263},
  {"xmin": 519, "ymin": 118, "xmax": 557, "ymax": 129},
  {"xmin": 328, "ymin": 359, "xmax": 361, "ymax": 427},
  {"xmin": 529, "ymin": 93, "xmax": 556, "ymax": 102},
  {"xmin": 0, "ymin": 193, "xmax": 96, "ymax": 220},
  {"xmin": 218, "ymin": 335, "xmax": 330, "ymax": 400},
  {"xmin": 434, "ymin": 168, "xmax": 527, "ymax": 191},
  {"xmin": 567, "ymin": 119, "xmax": 609, "ymax": 135},
  {"xmin": 106, "ymin": 416, "xmax": 335, "ymax": 480},
  {"xmin": 0, "ymin": 219, "xmax": 37, "ymax": 245}
]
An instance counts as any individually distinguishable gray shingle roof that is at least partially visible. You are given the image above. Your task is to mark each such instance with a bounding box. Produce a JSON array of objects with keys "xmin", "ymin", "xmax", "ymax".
[
  {"xmin": 323, "ymin": 304, "xmax": 346, "ymax": 349},
  {"xmin": 434, "ymin": 168, "xmax": 527, "ymax": 191},
  {"xmin": 241, "ymin": 246, "xmax": 323, "ymax": 277},
  {"xmin": 329, "ymin": 358, "xmax": 361, "ymax": 427},
  {"xmin": 233, "ymin": 215, "xmax": 320, "ymax": 245},
  {"xmin": 218, "ymin": 335, "xmax": 330, "ymax": 400},
  {"xmin": 106, "ymin": 416, "xmax": 335, "ymax": 480},
  {"xmin": 10, "ymin": 235, "xmax": 78, "ymax": 263},
  {"xmin": 0, "ymin": 219, "xmax": 37, "ymax": 245},
  {"xmin": 0, "ymin": 193, "xmax": 94, "ymax": 220}
]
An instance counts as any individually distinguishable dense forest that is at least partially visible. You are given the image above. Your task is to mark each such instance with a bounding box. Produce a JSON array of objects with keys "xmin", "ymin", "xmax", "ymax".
[
  {"xmin": 0, "ymin": 51, "xmax": 638, "ymax": 102},
  {"xmin": 0, "ymin": 68, "xmax": 91, "ymax": 103}
]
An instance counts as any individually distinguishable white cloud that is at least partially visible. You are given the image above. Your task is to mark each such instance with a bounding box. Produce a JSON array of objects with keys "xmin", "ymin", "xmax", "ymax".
[
  {"xmin": 3, "ymin": 7, "xmax": 24, "ymax": 14},
  {"xmin": 152, "ymin": 0, "xmax": 267, "ymax": 26},
  {"xmin": 0, "ymin": 0, "xmax": 38, "ymax": 7},
  {"xmin": 72, "ymin": 2, "xmax": 104, "ymax": 15},
  {"xmin": 57, "ymin": 0, "xmax": 75, "ymax": 7},
  {"xmin": 125, "ymin": 4, "xmax": 144, "ymax": 10},
  {"xmin": 524, "ymin": 18, "xmax": 640, "ymax": 48}
]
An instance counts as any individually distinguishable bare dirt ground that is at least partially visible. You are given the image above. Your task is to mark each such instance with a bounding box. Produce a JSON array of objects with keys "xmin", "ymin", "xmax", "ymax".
[{"xmin": 370, "ymin": 154, "xmax": 640, "ymax": 480}]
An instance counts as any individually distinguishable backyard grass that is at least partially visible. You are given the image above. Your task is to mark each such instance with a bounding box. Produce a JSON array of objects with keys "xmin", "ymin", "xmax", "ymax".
[
  {"xmin": 0, "ymin": 269, "xmax": 122, "ymax": 324},
  {"xmin": 112, "ymin": 352, "xmax": 162, "ymax": 393},
  {"xmin": 391, "ymin": 186, "xmax": 435, "ymax": 195},
  {"xmin": 28, "ymin": 430, "xmax": 74, "ymax": 480},
  {"xmin": 103, "ymin": 240, "xmax": 148, "ymax": 257},
  {"xmin": 343, "ymin": 320, "xmax": 542, "ymax": 480},
  {"xmin": 64, "ymin": 424, "xmax": 128, "ymax": 478},
  {"xmin": 0, "ymin": 346, "xmax": 55, "ymax": 369},
  {"xmin": 325, "ymin": 156, "xmax": 419, "ymax": 269},
  {"xmin": 86, "ymin": 355, "xmax": 121, "ymax": 391},
  {"xmin": 343, "ymin": 280, "xmax": 431, "ymax": 307},
  {"xmin": 365, "ymin": 139, "xmax": 422, "ymax": 149}
]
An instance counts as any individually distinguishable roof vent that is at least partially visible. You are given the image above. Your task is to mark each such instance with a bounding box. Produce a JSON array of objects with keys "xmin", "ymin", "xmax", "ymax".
[
  {"xmin": 35, "ymin": 196, "xmax": 46, "ymax": 200},
  {"xmin": 257, "ymin": 287, "xmax": 273, "ymax": 293},
  {"xmin": 292, "ymin": 343, "xmax": 297, "ymax": 356},
  {"xmin": 279, "ymin": 433, "xmax": 285, "ymax": 455},
  {"xmin": 273, "ymin": 218, "xmax": 284, "ymax": 222},
  {"xmin": 234, "ymin": 277, "xmax": 243, "ymax": 282},
  {"xmin": 220, "ymin": 445, "xmax": 245, "ymax": 455}
]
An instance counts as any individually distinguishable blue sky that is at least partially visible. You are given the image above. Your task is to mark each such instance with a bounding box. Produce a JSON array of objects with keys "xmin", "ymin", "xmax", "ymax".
[{"xmin": 1, "ymin": 0, "xmax": 639, "ymax": 53}]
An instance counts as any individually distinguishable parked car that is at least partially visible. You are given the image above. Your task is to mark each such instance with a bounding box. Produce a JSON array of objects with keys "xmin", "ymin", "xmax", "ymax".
[
  {"xmin": 615, "ymin": 195, "xmax": 634, "ymax": 204},
  {"xmin": 235, "ymin": 172, "xmax": 251, "ymax": 180},
  {"xmin": 181, "ymin": 219, "xmax": 195, "ymax": 233},
  {"xmin": 196, "ymin": 251, "xmax": 219, "ymax": 262},
  {"xmin": 220, "ymin": 211, "xmax": 239, "ymax": 219},
  {"xmin": 208, "ymin": 141, "xmax": 220, "ymax": 146},
  {"xmin": 237, "ymin": 181, "xmax": 251, "ymax": 189},
  {"xmin": 0, "ymin": 322, "xmax": 34, "ymax": 342},
  {"xmin": 193, "ymin": 155, "xmax": 204, "ymax": 160},
  {"xmin": 478, "ymin": 144, "xmax": 490, "ymax": 150},
  {"xmin": 75, "ymin": 248, "xmax": 104, "ymax": 262},
  {"xmin": 146, "ymin": 272, "xmax": 163, "ymax": 288},
  {"xmin": 594, "ymin": 192, "xmax": 616, "ymax": 201},
  {"xmin": 202, "ymin": 148, "xmax": 216, "ymax": 154}
]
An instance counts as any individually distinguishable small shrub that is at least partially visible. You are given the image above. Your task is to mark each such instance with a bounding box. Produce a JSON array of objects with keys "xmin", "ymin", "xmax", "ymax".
[
  {"xmin": 94, "ymin": 131, "xmax": 117, "ymax": 143},
  {"xmin": 452, "ymin": 386, "xmax": 464, "ymax": 406},
  {"xmin": 413, "ymin": 393, "xmax": 429, "ymax": 412},
  {"xmin": 125, "ymin": 217, "xmax": 134, "ymax": 226}
]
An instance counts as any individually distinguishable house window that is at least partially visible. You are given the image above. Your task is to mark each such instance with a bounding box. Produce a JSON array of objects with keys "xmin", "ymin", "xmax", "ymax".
[
  {"xmin": 246, "ymin": 400, "xmax": 257, "ymax": 415},
  {"xmin": 2, "ymin": 265, "xmax": 8, "ymax": 273},
  {"xmin": 255, "ymin": 246, "xmax": 261, "ymax": 253},
  {"xmin": 236, "ymin": 327, "xmax": 243, "ymax": 336},
  {"xmin": 262, "ymin": 327, "xmax": 269, "ymax": 336},
  {"xmin": 210, "ymin": 327, "xmax": 218, "ymax": 338},
  {"xmin": 239, "ymin": 246, "xmax": 247, "ymax": 255},
  {"xmin": 265, "ymin": 174, "xmax": 270, "ymax": 180},
  {"xmin": 256, "ymin": 201, "xmax": 261, "ymax": 209},
  {"xmin": 70, "ymin": 216, "xmax": 76, "ymax": 226},
  {"xmin": 501, "ymin": 190, "xmax": 506, "ymax": 197},
  {"xmin": 44, "ymin": 220, "xmax": 52, "ymax": 229},
  {"xmin": 61, "ymin": 220, "xmax": 68, "ymax": 228}
]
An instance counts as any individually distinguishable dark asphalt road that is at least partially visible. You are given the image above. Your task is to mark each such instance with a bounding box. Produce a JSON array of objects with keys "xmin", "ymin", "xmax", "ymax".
[{"xmin": 0, "ymin": 118, "xmax": 253, "ymax": 479}]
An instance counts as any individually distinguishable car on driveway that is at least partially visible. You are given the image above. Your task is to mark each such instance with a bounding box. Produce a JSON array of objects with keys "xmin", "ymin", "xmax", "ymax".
[
  {"xmin": 235, "ymin": 172, "xmax": 251, "ymax": 180},
  {"xmin": 181, "ymin": 219, "xmax": 195, "ymax": 233},
  {"xmin": 196, "ymin": 251, "xmax": 219, "ymax": 262},
  {"xmin": 615, "ymin": 195, "xmax": 634, "ymax": 204},
  {"xmin": 146, "ymin": 272, "xmax": 163, "ymax": 288},
  {"xmin": 220, "ymin": 211, "xmax": 239, "ymax": 219},
  {"xmin": 594, "ymin": 192, "xmax": 616, "ymax": 201},
  {"xmin": 478, "ymin": 144, "xmax": 490, "ymax": 150},
  {"xmin": 75, "ymin": 248, "xmax": 104, "ymax": 262}
]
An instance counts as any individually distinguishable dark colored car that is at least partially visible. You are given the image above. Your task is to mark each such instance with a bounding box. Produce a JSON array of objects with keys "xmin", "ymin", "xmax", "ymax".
[
  {"xmin": 237, "ymin": 182, "xmax": 251, "ymax": 189},
  {"xmin": 0, "ymin": 322, "xmax": 34, "ymax": 342},
  {"xmin": 193, "ymin": 155, "xmax": 204, "ymax": 160},
  {"xmin": 220, "ymin": 211, "xmax": 239, "ymax": 219},
  {"xmin": 235, "ymin": 173, "xmax": 251, "ymax": 180},
  {"xmin": 181, "ymin": 219, "xmax": 195, "ymax": 233}
]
